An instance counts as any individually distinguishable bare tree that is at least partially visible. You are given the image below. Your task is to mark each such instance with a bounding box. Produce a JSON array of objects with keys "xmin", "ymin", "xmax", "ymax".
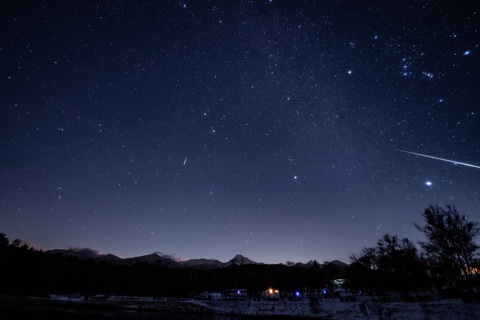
[
  {"xmin": 416, "ymin": 205, "xmax": 480, "ymax": 291},
  {"xmin": 350, "ymin": 234, "xmax": 426, "ymax": 299},
  {"xmin": 0, "ymin": 233, "xmax": 9, "ymax": 248}
]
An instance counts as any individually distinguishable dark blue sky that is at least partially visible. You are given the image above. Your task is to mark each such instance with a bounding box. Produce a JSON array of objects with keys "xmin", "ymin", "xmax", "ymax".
[{"xmin": 1, "ymin": 0, "xmax": 479, "ymax": 264}]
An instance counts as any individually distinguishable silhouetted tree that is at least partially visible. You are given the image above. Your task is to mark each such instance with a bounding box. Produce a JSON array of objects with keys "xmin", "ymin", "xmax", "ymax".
[
  {"xmin": 0, "ymin": 233, "xmax": 9, "ymax": 248},
  {"xmin": 416, "ymin": 205, "xmax": 480, "ymax": 294},
  {"xmin": 10, "ymin": 238, "xmax": 21, "ymax": 248},
  {"xmin": 350, "ymin": 234, "xmax": 427, "ymax": 300},
  {"xmin": 345, "ymin": 261, "xmax": 377, "ymax": 294},
  {"xmin": 351, "ymin": 247, "xmax": 378, "ymax": 270}
]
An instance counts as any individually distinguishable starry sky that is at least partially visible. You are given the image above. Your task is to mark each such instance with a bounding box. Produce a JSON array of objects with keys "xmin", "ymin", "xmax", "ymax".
[{"xmin": 1, "ymin": 1, "xmax": 479, "ymax": 264}]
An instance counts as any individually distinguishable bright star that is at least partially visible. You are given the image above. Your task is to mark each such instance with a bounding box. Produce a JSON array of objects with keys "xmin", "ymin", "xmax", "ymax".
[{"xmin": 425, "ymin": 181, "xmax": 432, "ymax": 186}]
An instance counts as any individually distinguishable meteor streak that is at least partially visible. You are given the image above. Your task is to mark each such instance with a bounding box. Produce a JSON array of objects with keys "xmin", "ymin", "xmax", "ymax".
[
  {"xmin": 396, "ymin": 149, "xmax": 480, "ymax": 169},
  {"xmin": 183, "ymin": 156, "xmax": 188, "ymax": 166}
]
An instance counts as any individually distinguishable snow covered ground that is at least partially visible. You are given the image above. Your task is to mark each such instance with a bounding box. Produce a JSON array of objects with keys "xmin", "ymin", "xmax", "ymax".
[
  {"xmin": 190, "ymin": 298, "xmax": 480, "ymax": 319},
  {"xmin": 48, "ymin": 295, "xmax": 480, "ymax": 319}
]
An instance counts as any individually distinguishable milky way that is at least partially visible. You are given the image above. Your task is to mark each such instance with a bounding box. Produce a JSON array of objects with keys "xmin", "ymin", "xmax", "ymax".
[{"xmin": 1, "ymin": 1, "xmax": 479, "ymax": 264}]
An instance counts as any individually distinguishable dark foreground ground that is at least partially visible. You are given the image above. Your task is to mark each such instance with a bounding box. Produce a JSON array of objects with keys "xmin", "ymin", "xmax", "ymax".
[
  {"xmin": 0, "ymin": 295, "xmax": 309, "ymax": 320},
  {"xmin": 2, "ymin": 294, "xmax": 480, "ymax": 320}
]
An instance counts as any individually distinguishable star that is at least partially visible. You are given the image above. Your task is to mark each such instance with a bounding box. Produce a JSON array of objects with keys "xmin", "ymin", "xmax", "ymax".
[{"xmin": 1, "ymin": 0, "xmax": 478, "ymax": 266}]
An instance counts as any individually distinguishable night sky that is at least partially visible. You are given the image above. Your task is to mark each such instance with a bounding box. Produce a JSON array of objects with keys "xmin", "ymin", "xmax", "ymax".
[{"xmin": 1, "ymin": 1, "xmax": 479, "ymax": 264}]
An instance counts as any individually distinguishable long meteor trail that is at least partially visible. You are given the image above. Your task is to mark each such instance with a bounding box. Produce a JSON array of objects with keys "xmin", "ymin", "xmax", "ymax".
[{"xmin": 396, "ymin": 149, "xmax": 480, "ymax": 169}]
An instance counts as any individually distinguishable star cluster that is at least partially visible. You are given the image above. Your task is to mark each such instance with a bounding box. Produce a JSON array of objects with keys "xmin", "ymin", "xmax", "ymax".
[{"xmin": 1, "ymin": 1, "xmax": 479, "ymax": 264}]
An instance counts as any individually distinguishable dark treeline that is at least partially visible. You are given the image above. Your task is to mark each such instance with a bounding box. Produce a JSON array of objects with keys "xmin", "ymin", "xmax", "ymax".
[
  {"xmin": 349, "ymin": 205, "xmax": 480, "ymax": 301},
  {"xmin": 0, "ymin": 238, "xmax": 336, "ymax": 298},
  {"xmin": 1, "ymin": 204, "xmax": 479, "ymax": 301}
]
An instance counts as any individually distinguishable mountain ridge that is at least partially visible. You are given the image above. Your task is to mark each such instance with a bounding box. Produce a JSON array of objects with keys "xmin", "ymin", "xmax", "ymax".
[{"xmin": 47, "ymin": 249, "xmax": 347, "ymax": 269}]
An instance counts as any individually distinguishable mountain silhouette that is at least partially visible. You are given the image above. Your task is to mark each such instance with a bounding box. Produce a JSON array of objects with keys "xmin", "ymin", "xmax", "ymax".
[{"xmin": 48, "ymin": 249, "xmax": 346, "ymax": 269}]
